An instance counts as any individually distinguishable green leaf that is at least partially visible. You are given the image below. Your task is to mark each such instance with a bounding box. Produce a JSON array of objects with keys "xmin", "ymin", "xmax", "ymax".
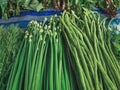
[{"xmin": 29, "ymin": 3, "xmax": 43, "ymax": 12}]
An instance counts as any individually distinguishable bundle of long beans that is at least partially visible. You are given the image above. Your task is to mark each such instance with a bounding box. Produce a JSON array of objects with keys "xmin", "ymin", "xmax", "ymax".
[
  {"xmin": 61, "ymin": 9, "xmax": 120, "ymax": 90},
  {"xmin": 6, "ymin": 17, "xmax": 77, "ymax": 90}
]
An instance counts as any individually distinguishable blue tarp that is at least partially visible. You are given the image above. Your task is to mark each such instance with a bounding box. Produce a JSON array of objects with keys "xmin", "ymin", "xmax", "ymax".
[
  {"xmin": 0, "ymin": 8, "xmax": 120, "ymax": 29},
  {"xmin": 0, "ymin": 9, "xmax": 61, "ymax": 28}
]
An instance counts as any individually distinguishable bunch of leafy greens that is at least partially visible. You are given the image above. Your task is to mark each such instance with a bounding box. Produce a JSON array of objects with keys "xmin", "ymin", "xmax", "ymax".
[
  {"xmin": 0, "ymin": 25, "xmax": 24, "ymax": 90},
  {"xmin": 110, "ymin": 26, "xmax": 120, "ymax": 61}
]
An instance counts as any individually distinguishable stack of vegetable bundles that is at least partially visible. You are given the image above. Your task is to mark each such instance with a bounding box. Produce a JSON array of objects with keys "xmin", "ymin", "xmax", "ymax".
[
  {"xmin": 0, "ymin": 9, "xmax": 120, "ymax": 90},
  {"xmin": 60, "ymin": 9, "xmax": 120, "ymax": 90},
  {"xmin": 6, "ymin": 16, "xmax": 77, "ymax": 90}
]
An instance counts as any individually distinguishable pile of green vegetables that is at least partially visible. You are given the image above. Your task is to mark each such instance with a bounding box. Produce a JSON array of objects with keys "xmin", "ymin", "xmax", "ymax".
[
  {"xmin": 3, "ymin": 9, "xmax": 119, "ymax": 90},
  {"xmin": 66, "ymin": 0, "xmax": 120, "ymax": 17},
  {"xmin": 0, "ymin": 25, "xmax": 23, "ymax": 90},
  {"xmin": 0, "ymin": 0, "xmax": 65, "ymax": 19},
  {"xmin": 0, "ymin": 0, "xmax": 44, "ymax": 19},
  {"xmin": 61, "ymin": 9, "xmax": 120, "ymax": 90},
  {"xmin": 51, "ymin": 0, "xmax": 120, "ymax": 17},
  {"xmin": 6, "ymin": 17, "xmax": 77, "ymax": 90}
]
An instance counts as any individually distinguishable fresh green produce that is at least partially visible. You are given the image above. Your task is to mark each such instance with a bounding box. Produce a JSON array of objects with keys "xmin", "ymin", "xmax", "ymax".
[
  {"xmin": 0, "ymin": 4, "xmax": 120, "ymax": 90},
  {"xmin": 0, "ymin": 25, "xmax": 23, "ymax": 90},
  {"xmin": 64, "ymin": 0, "xmax": 120, "ymax": 17},
  {"xmin": 96, "ymin": 0, "xmax": 118, "ymax": 17},
  {"xmin": 67, "ymin": 0, "xmax": 96, "ymax": 12},
  {"xmin": 114, "ymin": 0, "xmax": 120, "ymax": 8},
  {"xmin": 23, "ymin": 0, "xmax": 43, "ymax": 12},
  {"xmin": 1, "ymin": 0, "xmax": 120, "ymax": 19},
  {"xmin": 0, "ymin": 0, "xmax": 8, "ymax": 19},
  {"xmin": 60, "ymin": 9, "xmax": 120, "ymax": 90},
  {"xmin": 110, "ymin": 26, "xmax": 120, "ymax": 61},
  {"xmin": 6, "ymin": 17, "xmax": 77, "ymax": 90},
  {"xmin": 0, "ymin": 0, "xmax": 63, "ymax": 19},
  {"xmin": 0, "ymin": 0, "xmax": 44, "ymax": 19}
]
